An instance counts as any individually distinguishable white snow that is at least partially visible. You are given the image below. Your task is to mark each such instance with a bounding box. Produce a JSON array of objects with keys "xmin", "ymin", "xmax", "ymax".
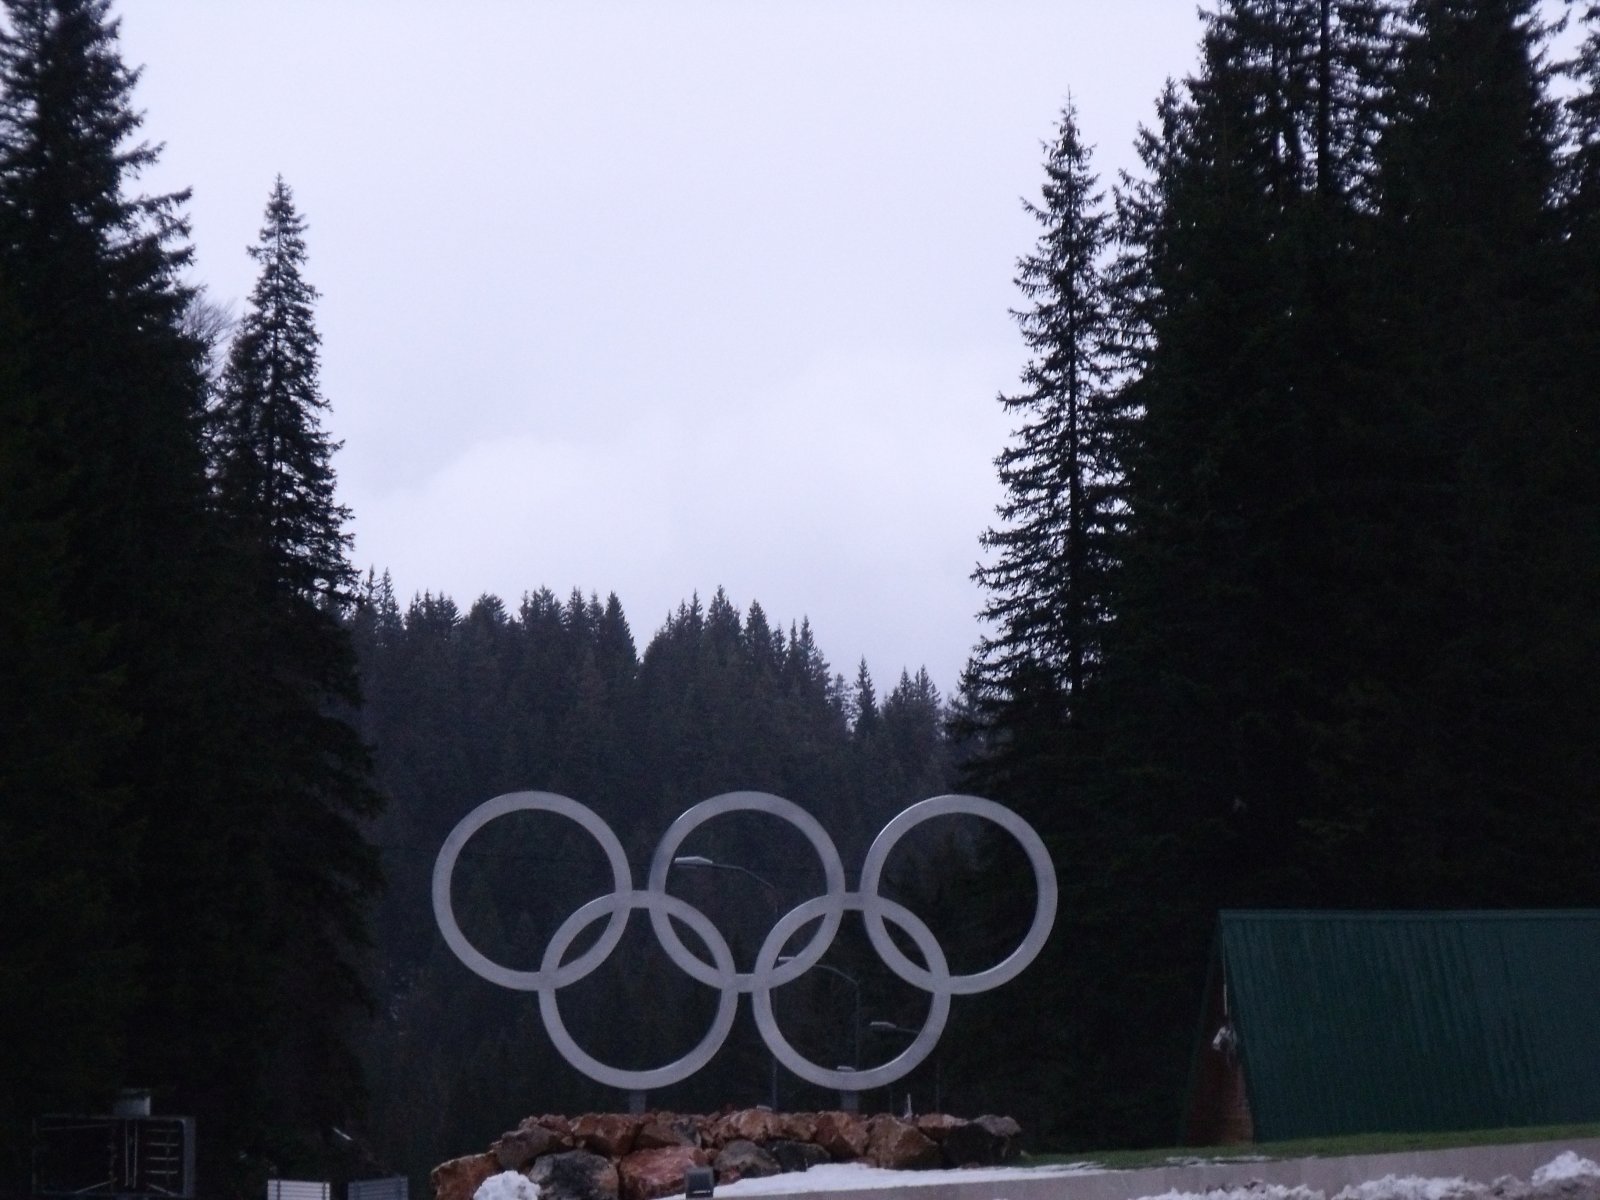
[
  {"xmin": 1532, "ymin": 1154, "xmax": 1600, "ymax": 1186},
  {"xmin": 686, "ymin": 1150, "xmax": 1600, "ymax": 1200},
  {"xmin": 474, "ymin": 1171, "xmax": 541, "ymax": 1200},
  {"xmin": 1333, "ymin": 1176, "xmax": 1479, "ymax": 1200},
  {"xmin": 1140, "ymin": 1188, "xmax": 1323, "ymax": 1200},
  {"xmin": 707, "ymin": 1161, "xmax": 1107, "ymax": 1195}
]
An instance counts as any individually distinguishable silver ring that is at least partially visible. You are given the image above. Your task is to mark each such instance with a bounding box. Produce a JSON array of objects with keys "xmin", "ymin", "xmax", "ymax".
[
  {"xmin": 858, "ymin": 794, "xmax": 1057, "ymax": 996},
  {"xmin": 432, "ymin": 789, "xmax": 1056, "ymax": 1090}
]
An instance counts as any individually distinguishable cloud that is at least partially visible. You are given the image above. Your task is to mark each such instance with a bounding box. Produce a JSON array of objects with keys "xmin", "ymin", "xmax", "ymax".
[{"xmin": 350, "ymin": 346, "xmax": 1009, "ymax": 693}]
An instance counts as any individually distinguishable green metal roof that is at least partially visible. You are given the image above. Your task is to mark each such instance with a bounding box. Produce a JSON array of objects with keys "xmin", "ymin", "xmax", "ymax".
[{"xmin": 1217, "ymin": 910, "xmax": 1600, "ymax": 1141}]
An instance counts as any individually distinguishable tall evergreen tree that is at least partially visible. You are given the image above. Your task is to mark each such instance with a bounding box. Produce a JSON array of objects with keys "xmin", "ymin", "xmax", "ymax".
[
  {"xmin": 213, "ymin": 175, "xmax": 353, "ymax": 600},
  {"xmin": 973, "ymin": 100, "xmax": 1122, "ymax": 717},
  {"xmin": 206, "ymin": 176, "xmax": 381, "ymax": 1173},
  {"xmin": 0, "ymin": 259, "xmax": 136, "ymax": 1185},
  {"xmin": 0, "ymin": 0, "xmax": 215, "ymax": 1185}
]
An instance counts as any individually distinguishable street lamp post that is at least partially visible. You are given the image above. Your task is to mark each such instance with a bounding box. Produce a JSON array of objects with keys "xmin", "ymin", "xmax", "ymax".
[
  {"xmin": 834, "ymin": 1065, "xmax": 859, "ymax": 1113},
  {"xmin": 869, "ymin": 1020, "xmax": 941, "ymax": 1113},
  {"xmin": 778, "ymin": 955, "xmax": 861, "ymax": 1069},
  {"xmin": 669, "ymin": 854, "xmax": 781, "ymax": 1109},
  {"xmin": 670, "ymin": 855, "xmax": 782, "ymax": 900}
]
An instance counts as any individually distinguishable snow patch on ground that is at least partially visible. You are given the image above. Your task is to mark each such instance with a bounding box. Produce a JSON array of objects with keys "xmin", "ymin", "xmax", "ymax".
[
  {"xmin": 1140, "ymin": 1187, "xmax": 1322, "ymax": 1200},
  {"xmin": 1334, "ymin": 1176, "xmax": 1479, "ymax": 1200},
  {"xmin": 710, "ymin": 1161, "xmax": 1107, "ymax": 1195},
  {"xmin": 696, "ymin": 1151, "xmax": 1600, "ymax": 1200},
  {"xmin": 1532, "ymin": 1155, "xmax": 1600, "ymax": 1186}
]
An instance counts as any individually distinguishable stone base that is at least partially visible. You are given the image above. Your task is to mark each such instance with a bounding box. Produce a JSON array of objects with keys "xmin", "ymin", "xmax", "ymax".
[{"xmin": 432, "ymin": 1109, "xmax": 1024, "ymax": 1200}]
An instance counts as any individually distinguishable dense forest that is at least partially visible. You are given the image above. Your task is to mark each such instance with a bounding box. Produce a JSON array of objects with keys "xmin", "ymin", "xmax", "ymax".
[
  {"xmin": 3, "ymin": 0, "xmax": 1598, "ymax": 1197},
  {"xmin": 348, "ymin": 583, "xmax": 958, "ymax": 1185},
  {"xmin": 962, "ymin": 0, "xmax": 1600, "ymax": 1151}
]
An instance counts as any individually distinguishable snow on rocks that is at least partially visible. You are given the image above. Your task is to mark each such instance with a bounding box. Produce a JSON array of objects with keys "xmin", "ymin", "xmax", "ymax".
[
  {"xmin": 1334, "ymin": 1175, "xmax": 1480, "ymax": 1200},
  {"xmin": 475, "ymin": 1173, "xmax": 542, "ymax": 1200},
  {"xmin": 1532, "ymin": 1155, "xmax": 1600, "ymax": 1186}
]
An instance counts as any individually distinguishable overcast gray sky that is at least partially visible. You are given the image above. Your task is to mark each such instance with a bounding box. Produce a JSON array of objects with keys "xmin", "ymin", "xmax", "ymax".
[{"xmin": 120, "ymin": 2, "xmax": 1207, "ymax": 697}]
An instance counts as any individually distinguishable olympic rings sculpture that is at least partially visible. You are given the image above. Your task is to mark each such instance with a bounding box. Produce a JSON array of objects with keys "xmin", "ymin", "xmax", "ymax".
[{"xmin": 432, "ymin": 790, "xmax": 1056, "ymax": 1093}]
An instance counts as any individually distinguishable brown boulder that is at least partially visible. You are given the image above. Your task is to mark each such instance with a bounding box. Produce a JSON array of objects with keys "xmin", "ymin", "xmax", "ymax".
[
  {"xmin": 571, "ymin": 1113, "xmax": 640, "ymax": 1159},
  {"xmin": 812, "ymin": 1111, "xmax": 870, "ymax": 1161},
  {"xmin": 536, "ymin": 1115, "xmax": 575, "ymax": 1144},
  {"xmin": 941, "ymin": 1114, "xmax": 1023, "ymax": 1166},
  {"xmin": 769, "ymin": 1112, "xmax": 818, "ymax": 1144},
  {"xmin": 632, "ymin": 1117, "xmax": 698, "ymax": 1151},
  {"xmin": 710, "ymin": 1109, "xmax": 781, "ymax": 1147},
  {"xmin": 865, "ymin": 1116, "xmax": 940, "ymax": 1171},
  {"xmin": 914, "ymin": 1113, "xmax": 965, "ymax": 1143},
  {"xmin": 976, "ymin": 1114, "xmax": 1022, "ymax": 1161},
  {"xmin": 713, "ymin": 1139, "xmax": 781, "ymax": 1184},
  {"xmin": 492, "ymin": 1119, "xmax": 563, "ymax": 1170},
  {"xmin": 430, "ymin": 1153, "xmax": 499, "ymax": 1200},
  {"xmin": 766, "ymin": 1140, "xmax": 830, "ymax": 1174},
  {"xmin": 617, "ymin": 1147, "xmax": 711, "ymax": 1200},
  {"xmin": 529, "ymin": 1150, "xmax": 619, "ymax": 1200}
]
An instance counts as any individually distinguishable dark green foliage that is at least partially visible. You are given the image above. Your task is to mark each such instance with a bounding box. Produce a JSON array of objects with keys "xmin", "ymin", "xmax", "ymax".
[
  {"xmin": 0, "ymin": 261, "xmax": 138, "ymax": 1186},
  {"xmin": 349, "ymin": 587, "xmax": 955, "ymax": 1186},
  {"xmin": 968, "ymin": 0, "xmax": 1600, "ymax": 1149},
  {"xmin": 973, "ymin": 100, "xmax": 1124, "ymax": 718},
  {"xmin": 0, "ymin": 0, "xmax": 210, "ymax": 1184},
  {"xmin": 0, "ymin": 9, "xmax": 380, "ymax": 1191},
  {"xmin": 200, "ymin": 176, "xmax": 381, "ymax": 1179},
  {"xmin": 213, "ymin": 175, "xmax": 353, "ymax": 601}
]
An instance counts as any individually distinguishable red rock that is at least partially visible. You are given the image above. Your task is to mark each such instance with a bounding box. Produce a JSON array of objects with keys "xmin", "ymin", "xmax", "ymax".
[
  {"xmin": 812, "ymin": 1111, "xmax": 871, "ymax": 1161},
  {"xmin": 770, "ymin": 1112, "xmax": 818, "ymax": 1143},
  {"xmin": 493, "ymin": 1118, "xmax": 563, "ymax": 1170},
  {"xmin": 430, "ymin": 1153, "xmax": 499, "ymax": 1200},
  {"xmin": 712, "ymin": 1139, "xmax": 780, "ymax": 1184},
  {"xmin": 571, "ymin": 1113, "xmax": 641, "ymax": 1158},
  {"xmin": 529, "ymin": 1150, "xmax": 618, "ymax": 1200},
  {"xmin": 975, "ymin": 1114, "xmax": 1022, "ymax": 1161},
  {"xmin": 864, "ymin": 1116, "xmax": 940, "ymax": 1171},
  {"xmin": 766, "ymin": 1140, "xmax": 830, "ymax": 1173},
  {"xmin": 710, "ymin": 1109, "xmax": 781, "ymax": 1147},
  {"xmin": 536, "ymin": 1115, "xmax": 575, "ymax": 1145},
  {"xmin": 632, "ymin": 1118, "xmax": 697, "ymax": 1151},
  {"xmin": 941, "ymin": 1114, "xmax": 1023, "ymax": 1166},
  {"xmin": 913, "ymin": 1113, "xmax": 964, "ymax": 1142},
  {"xmin": 617, "ymin": 1147, "xmax": 710, "ymax": 1200}
]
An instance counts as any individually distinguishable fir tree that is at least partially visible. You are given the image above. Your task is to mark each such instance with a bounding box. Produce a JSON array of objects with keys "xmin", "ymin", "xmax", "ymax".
[
  {"xmin": 213, "ymin": 175, "xmax": 353, "ymax": 601},
  {"xmin": 0, "ymin": 0, "xmax": 214, "ymax": 1184},
  {"xmin": 207, "ymin": 176, "xmax": 381, "ymax": 1171},
  {"xmin": 973, "ymin": 100, "xmax": 1122, "ymax": 717}
]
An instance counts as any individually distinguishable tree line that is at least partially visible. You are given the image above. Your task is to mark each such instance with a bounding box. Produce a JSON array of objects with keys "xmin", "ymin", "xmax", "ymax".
[
  {"xmin": 349, "ymin": 582, "xmax": 957, "ymax": 1185},
  {"xmin": 961, "ymin": 0, "xmax": 1600, "ymax": 1148}
]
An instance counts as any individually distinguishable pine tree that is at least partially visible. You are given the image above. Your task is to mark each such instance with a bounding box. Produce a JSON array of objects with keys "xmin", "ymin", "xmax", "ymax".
[
  {"xmin": 1348, "ymin": 0, "xmax": 1592, "ymax": 903},
  {"xmin": 0, "ymin": 261, "xmax": 136, "ymax": 1186},
  {"xmin": 206, "ymin": 176, "xmax": 381, "ymax": 1172},
  {"xmin": 0, "ymin": 0, "xmax": 215, "ymax": 1184},
  {"xmin": 973, "ymin": 100, "xmax": 1122, "ymax": 717},
  {"xmin": 213, "ymin": 176, "xmax": 353, "ymax": 601}
]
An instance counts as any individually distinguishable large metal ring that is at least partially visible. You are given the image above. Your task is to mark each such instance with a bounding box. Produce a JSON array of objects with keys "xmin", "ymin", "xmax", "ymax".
[
  {"xmin": 857, "ymin": 794, "xmax": 1057, "ymax": 996},
  {"xmin": 538, "ymin": 890, "xmax": 740, "ymax": 1090},
  {"xmin": 750, "ymin": 893, "xmax": 950, "ymax": 1090},
  {"xmin": 645, "ymin": 791, "xmax": 848, "ymax": 991},
  {"xmin": 432, "ymin": 791, "xmax": 633, "ymax": 991},
  {"xmin": 432, "ymin": 790, "xmax": 1056, "ymax": 1091}
]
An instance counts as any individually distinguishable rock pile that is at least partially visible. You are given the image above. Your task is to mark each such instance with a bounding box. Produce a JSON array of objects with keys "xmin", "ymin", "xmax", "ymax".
[{"xmin": 430, "ymin": 1109, "xmax": 1024, "ymax": 1200}]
